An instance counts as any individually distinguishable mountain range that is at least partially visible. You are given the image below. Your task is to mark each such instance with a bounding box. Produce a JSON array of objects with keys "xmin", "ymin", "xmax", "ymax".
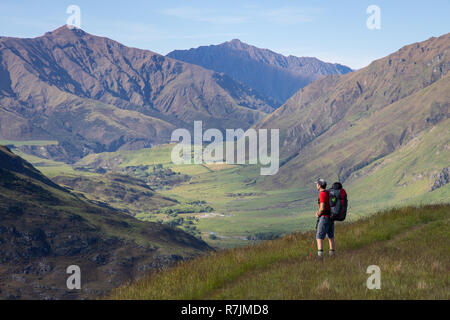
[
  {"xmin": 0, "ymin": 26, "xmax": 354, "ymax": 163},
  {"xmin": 0, "ymin": 26, "xmax": 276, "ymax": 162},
  {"xmin": 168, "ymin": 39, "xmax": 352, "ymax": 108}
]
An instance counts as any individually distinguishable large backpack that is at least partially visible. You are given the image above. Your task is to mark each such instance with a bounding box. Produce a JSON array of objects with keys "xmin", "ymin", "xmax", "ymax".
[{"xmin": 328, "ymin": 182, "xmax": 348, "ymax": 221}]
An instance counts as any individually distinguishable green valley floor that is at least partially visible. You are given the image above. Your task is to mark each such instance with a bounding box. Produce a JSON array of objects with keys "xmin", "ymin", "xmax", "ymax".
[{"xmin": 7, "ymin": 141, "xmax": 450, "ymax": 249}]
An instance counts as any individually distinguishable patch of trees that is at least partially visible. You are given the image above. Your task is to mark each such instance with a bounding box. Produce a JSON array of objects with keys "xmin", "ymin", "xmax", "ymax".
[
  {"xmin": 246, "ymin": 232, "xmax": 281, "ymax": 241},
  {"xmin": 122, "ymin": 164, "xmax": 190, "ymax": 189}
]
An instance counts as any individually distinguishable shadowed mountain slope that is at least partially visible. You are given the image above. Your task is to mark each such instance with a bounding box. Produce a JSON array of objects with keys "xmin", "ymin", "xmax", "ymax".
[{"xmin": 0, "ymin": 145, "xmax": 211, "ymax": 299}]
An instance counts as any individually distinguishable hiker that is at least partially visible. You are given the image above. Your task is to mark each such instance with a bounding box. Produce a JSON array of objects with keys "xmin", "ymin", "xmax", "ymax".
[{"xmin": 315, "ymin": 178, "xmax": 335, "ymax": 257}]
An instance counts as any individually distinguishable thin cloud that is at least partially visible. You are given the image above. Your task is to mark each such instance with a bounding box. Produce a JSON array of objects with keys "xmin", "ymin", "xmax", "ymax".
[
  {"xmin": 161, "ymin": 7, "xmax": 249, "ymax": 25},
  {"xmin": 259, "ymin": 7, "xmax": 318, "ymax": 25},
  {"xmin": 99, "ymin": 21, "xmax": 164, "ymax": 41},
  {"xmin": 160, "ymin": 5, "xmax": 318, "ymax": 26},
  {"xmin": 0, "ymin": 16, "xmax": 61, "ymax": 37},
  {"xmin": 175, "ymin": 32, "xmax": 247, "ymax": 40}
]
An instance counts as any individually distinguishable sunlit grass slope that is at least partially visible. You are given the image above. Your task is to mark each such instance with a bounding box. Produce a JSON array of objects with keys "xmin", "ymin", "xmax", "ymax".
[
  {"xmin": 110, "ymin": 204, "xmax": 449, "ymax": 299},
  {"xmin": 348, "ymin": 119, "xmax": 450, "ymax": 212}
]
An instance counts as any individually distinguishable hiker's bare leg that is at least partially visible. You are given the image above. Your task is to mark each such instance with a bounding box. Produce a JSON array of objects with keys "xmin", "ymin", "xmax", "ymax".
[
  {"xmin": 316, "ymin": 239, "xmax": 323, "ymax": 251},
  {"xmin": 328, "ymin": 238, "xmax": 335, "ymax": 251}
]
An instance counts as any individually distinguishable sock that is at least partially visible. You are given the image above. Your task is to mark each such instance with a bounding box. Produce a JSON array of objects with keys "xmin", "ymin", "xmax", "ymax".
[
  {"xmin": 329, "ymin": 250, "xmax": 335, "ymax": 256},
  {"xmin": 317, "ymin": 250, "xmax": 323, "ymax": 257}
]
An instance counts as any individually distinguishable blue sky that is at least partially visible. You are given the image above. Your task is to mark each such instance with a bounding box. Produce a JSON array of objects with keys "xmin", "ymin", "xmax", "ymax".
[{"xmin": 0, "ymin": 1, "xmax": 449, "ymax": 69}]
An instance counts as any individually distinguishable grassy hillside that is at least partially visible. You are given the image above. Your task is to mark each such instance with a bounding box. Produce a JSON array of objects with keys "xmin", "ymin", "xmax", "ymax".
[
  {"xmin": 348, "ymin": 119, "xmax": 450, "ymax": 212},
  {"xmin": 110, "ymin": 204, "xmax": 449, "ymax": 299}
]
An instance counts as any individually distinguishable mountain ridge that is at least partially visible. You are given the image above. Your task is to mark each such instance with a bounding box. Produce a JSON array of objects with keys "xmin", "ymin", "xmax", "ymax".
[{"xmin": 167, "ymin": 39, "xmax": 352, "ymax": 107}]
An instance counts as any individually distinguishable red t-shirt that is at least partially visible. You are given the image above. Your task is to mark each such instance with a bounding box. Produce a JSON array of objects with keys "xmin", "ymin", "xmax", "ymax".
[{"xmin": 318, "ymin": 190, "xmax": 331, "ymax": 217}]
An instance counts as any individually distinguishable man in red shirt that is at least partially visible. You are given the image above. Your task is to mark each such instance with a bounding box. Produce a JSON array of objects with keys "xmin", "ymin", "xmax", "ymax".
[{"xmin": 315, "ymin": 178, "xmax": 335, "ymax": 257}]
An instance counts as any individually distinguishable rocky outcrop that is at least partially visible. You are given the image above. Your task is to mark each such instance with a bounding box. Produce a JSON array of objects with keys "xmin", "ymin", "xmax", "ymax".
[{"xmin": 431, "ymin": 167, "xmax": 450, "ymax": 191}]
